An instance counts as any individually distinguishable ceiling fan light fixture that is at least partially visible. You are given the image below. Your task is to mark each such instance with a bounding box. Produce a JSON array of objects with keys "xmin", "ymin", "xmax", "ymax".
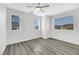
[{"xmin": 36, "ymin": 8, "xmax": 41, "ymax": 11}]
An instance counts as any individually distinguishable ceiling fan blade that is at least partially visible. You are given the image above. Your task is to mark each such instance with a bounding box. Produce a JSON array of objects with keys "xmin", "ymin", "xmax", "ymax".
[
  {"xmin": 40, "ymin": 5, "xmax": 49, "ymax": 8},
  {"xmin": 27, "ymin": 5, "xmax": 36, "ymax": 8},
  {"xmin": 40, "ymin": 9, "xmax": 44, "ymax": 12}
]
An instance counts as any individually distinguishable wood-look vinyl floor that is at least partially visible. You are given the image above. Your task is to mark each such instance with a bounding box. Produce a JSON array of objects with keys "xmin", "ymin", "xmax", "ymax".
[{"xmin": 3, "ymin": 38, "xmax": 79, "ymax": 55}]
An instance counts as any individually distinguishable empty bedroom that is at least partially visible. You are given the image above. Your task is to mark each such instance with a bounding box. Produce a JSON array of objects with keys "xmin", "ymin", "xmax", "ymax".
[{"xmin": 0, "ymin": 3, "xmax": 79, "ymax": 55}]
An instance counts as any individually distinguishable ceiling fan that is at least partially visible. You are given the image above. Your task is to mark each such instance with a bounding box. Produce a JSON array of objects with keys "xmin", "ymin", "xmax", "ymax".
[{"xmin": 27, "ymin": 3, "xmax": 49, "ymax": 12}]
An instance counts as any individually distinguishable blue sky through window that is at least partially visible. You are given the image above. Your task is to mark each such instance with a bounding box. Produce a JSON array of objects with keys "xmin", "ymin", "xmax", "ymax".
[
  {"xmin": 12, "ymin": 15, "xmax": 20, "ymax": 23},
  {"xmin": 55, "ymin": 16, "xmax": 73, "ymax": 25}
]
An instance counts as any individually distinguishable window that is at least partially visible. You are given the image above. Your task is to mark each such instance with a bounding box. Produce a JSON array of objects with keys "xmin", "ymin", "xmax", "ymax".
[
  {"xmin": 11, "ymin": 15, "xmax": 21, "ymax": 31},
  {"xmin": 34, "ymin": 16, "xmax": 41, "ymax": 30},
  {"xmin": 54, "ymin": 16, "xmax": 73, "ymax": 30}
]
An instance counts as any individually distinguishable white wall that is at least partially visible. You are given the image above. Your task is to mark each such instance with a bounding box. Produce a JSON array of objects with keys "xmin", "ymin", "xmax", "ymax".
[
  {"xmin": 41, "ymin": 16, "xmax": 46, "ymax": 38},
  {"xmin": 7, "ymin": 8, "xmax": 41, "ymax": 45},
  {"xmin": 50, "ymin": 9, "xmax": 79, "ymax": 45},
  {"xmin": 0, "ymin": 4, "xmax": 7, "ymax": 54},
  {"xmin": 41, "ymin": 15, "xmax": 51, "ymax": 39}
]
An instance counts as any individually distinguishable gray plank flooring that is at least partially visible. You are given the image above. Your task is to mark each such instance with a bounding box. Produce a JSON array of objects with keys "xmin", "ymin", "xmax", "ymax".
[{"xmin": 3, "ymin": 38, "xmax": 79, "ymax": 55}]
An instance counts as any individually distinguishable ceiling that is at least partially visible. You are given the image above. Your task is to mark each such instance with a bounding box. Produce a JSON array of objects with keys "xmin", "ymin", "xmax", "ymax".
[{"xmin": 3, "ymin": 3, "xmax": 79, "ymax": 16}]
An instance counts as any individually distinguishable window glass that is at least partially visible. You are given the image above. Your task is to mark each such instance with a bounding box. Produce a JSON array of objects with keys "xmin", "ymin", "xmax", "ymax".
[
  {"xmin": 11, "ymin": 15, "xmax": 21, "ymax": 30},
  {"xmin": 34, "ymin": 16, "xmax": 41, "ymax": 30},
  {"xmin": 55, "ymin": 16, "xmax": 73, "ymax": 30}
]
